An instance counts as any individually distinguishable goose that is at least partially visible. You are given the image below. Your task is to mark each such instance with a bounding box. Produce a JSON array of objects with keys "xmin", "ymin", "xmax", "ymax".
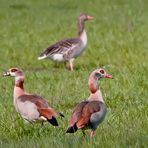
[
  {"xmin": 66, "ymin": 68, "xmax": 113, "ymax": 137},
  {"xmin": 3, "ymin": 67, "xmax": 64, "ymax": 126},
  {"xmin": 38, "ymin": 13, "xmax": 93, "ymax": 71}
]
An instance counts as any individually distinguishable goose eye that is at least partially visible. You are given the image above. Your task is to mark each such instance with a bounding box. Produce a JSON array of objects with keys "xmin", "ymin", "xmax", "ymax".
[
  {"xmin": 100, "ymin": 70, "xmax": 105, "ymax": 74},
  {"xmin": 11, "ymin": 69, "xmax": 18, "ymax": 72}
]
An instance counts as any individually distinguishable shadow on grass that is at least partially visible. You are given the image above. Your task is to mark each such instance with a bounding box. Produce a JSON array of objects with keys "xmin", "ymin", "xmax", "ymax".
[{"xmin": 9, "ymin": 4, "xmax": 29, "ymax": 10}]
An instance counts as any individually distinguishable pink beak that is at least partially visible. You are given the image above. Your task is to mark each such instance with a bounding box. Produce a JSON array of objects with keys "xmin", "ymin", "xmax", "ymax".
[
  {"xmin": 104, "ymin": 74, "xmax": 113, "ymax": 79},
  {"xmin": 87, "ymin": 15, "xmax": 93, "ymax": 20}
]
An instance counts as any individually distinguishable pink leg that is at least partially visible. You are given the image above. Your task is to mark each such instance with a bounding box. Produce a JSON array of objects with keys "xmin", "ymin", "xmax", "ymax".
[
  {"xmin": 90, "ymin": 130, "xmax": 95, "ymax": 138},
  {"xmin": 69, "ymin": 59, "xmax": 74, "ymax": 71}
]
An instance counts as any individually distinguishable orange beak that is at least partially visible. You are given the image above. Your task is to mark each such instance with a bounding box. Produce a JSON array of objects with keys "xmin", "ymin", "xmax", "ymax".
[
  {"xmin": 104, "ymin": 74, "xmax": 113, "ymax": 79},
  {"xmin": 87, "ymin": 15, "xmax": 93, "ymax": 20}
]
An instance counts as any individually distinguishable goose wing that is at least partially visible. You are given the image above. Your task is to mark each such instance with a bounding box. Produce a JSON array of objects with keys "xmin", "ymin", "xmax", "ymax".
[
  {"xmin": 38, "ymin": 38, "xmax": 81, "ymax": 59},
  {"xmin": 76, "ymin": 101, "xmax": 106, "ymax": 129},
  {"xmin": 18, "ymin": 94, "xmax": 57, "ymax": 117},
  {"xmin": 18, "ymin": 94, "xmax": 49, "ymax": 108},
  {"xmin": 69, "ymin": 101, "xmax": 89, "ymax": 127}
]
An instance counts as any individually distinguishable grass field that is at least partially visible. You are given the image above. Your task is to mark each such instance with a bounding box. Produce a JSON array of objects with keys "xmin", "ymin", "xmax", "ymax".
[{"xmin": 0, "ymin": 0, "xmax": 148, "ymax": 147}]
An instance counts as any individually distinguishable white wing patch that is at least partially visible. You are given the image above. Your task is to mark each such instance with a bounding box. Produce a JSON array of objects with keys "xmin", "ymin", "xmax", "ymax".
[
  {"xmin": 52, "ymin": 54, "xmax": 64, "ymax": 61},
  {"xmin": 38, "ymin": 54, "xmax": 47, "ymax": 60}
]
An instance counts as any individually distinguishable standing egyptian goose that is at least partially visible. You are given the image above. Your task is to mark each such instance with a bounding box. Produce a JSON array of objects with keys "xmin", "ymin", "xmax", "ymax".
[
  {"xmin": 38, "ymin": 14, "xmax": 93, "ymax": 71},
  {"xmin": 66, "ymin": 68, "xmax": 113, "ymax": 137},
  {"xmin": 3, "ymin": 67, "xmax": 64, "ymax": 126}
]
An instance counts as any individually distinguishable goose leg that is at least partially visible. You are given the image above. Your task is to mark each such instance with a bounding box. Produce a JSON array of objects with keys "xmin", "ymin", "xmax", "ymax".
[
  {"xmin": 69, "ymin": 59, "xmax": 74, "ymax": 71},
  {"xmin": 64, "ymin": 61, "xmax": 69, "ymax": 69},
  {"xmin": 54, "ymin": 61, "xmax": 60, "ymax": 68},
  {"xmin": 41, "ymin": 120, "xmax": 44, "ymax": 127},
  {"xmin": 82, "ymin": 130, "xmax": 86, "ymax": 137},
  {"xmin": 90, "ymin": 130, "xmax": 95, "ymax": 138}
]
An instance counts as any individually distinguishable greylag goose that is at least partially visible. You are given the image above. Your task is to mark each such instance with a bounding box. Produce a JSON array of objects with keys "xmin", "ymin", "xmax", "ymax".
[
  {"xmin": 3, "ymin": 67, "xmax": 64, "ymax": 126},
  {"xmin": 38, "ymin": 14, "xmax": 93, "ymax": 71},
  {"xmin": 66, "ymin": 68, "xmax": 113, "ymax": 137}
]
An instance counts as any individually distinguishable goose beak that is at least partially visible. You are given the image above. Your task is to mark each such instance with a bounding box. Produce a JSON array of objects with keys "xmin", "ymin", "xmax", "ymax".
[
  {"xmin": 87, "ymin": 15, "xmax": 93, "ymax": 20},
  {"xmin": 104, "ymin": 74, "xmax": 113, "ymax": 79},
  {"xmin": 3, "ymin": 71, "xmax": 10, "ymax": 77}
]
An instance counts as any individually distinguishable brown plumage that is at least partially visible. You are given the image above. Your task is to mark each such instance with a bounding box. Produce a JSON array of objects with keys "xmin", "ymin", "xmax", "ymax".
[
  {"xmin": 66, "ymin": 68, "xmax": 113, "ymax": 137},
  {"xmin": 69, "ymin": 101, "xmax": 88, "ymax": 127},
  {"xmin": 77, "ymin": 101, "xmax": 101, "ymax": 126},
  {"xmin": 3, "ymin": 67, "xmax": 64, "ymax": 126}
]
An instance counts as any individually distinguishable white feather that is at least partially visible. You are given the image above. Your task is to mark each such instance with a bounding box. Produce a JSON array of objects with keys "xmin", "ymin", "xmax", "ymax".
[
  {"xmin": 38, "ymin": 54, "xmax": 47, "ymax": 60},
  {"xmin": 52, "ymin": 54, "xmax": 64, "ymax": 61},
  {"xmin": 80, "ymin": 29, "xmax": 87, "ymax": 48},
  {"xmin": 74, "ymin": 29, "xmax": 87, "ymax": 58}
]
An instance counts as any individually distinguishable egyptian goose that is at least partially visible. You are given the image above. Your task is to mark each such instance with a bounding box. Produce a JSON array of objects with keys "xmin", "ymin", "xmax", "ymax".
[
  {"xmin": 3, "ymin": 67, "xmax": 64, "ymax": 126},
  {"xmin": 66, "ymin": 68, "xmax": 113, "ymax": 137},
  {"xmin": 38, "ymin": 14, "xmax": 93, "ymax": 71}
]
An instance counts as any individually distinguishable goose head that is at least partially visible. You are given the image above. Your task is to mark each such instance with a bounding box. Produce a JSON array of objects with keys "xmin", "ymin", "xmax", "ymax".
[
  {"xmin": 79, "ymin": 14, "xmax": 93, "ymax": 22},
  {"xmin": 3, "ymin": 67, "xmax": 24, "ymax": 77},
  {"xmin": 93, "ymin": 68, "xmax": 113, "ymax": 80},
  {"xmin": 88, "ymin": 68, "xmax": 113, "ymax": 93}
]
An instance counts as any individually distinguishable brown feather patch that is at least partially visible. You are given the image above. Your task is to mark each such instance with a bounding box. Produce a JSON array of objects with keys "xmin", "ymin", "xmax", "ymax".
[
  {"xmin": 69, "ymin": 101, "xmax": 88, "ymax": 127},
  {"xmin": 38, "ymin": 108, "xmax": 55, "ymax": 120},
  {"xmin": 76, "ymin": 101, "xmax": 101, "ymax": 129},
  {"xmin": 89, "ymin": 83, "xmax": 98, "ymax": 93}
]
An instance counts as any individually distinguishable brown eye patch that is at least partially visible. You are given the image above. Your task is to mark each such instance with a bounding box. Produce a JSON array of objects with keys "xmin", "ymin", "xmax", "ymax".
[
  {"xmin": 100, "ymin": 69, "xmax": 105, "ymax": 74},
  {"xmin": 11, "ymin": 68, "xmax": 18, "ymax": 72}
]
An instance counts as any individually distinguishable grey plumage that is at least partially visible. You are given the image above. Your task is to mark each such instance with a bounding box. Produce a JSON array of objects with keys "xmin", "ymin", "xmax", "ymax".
[{"xmin": 38, "ymin": 14, "xmax": 93, "ymax": 71}]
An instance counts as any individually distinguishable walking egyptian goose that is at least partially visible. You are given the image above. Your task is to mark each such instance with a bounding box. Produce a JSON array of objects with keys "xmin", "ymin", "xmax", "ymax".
[
  {"xmin": 66, "ymin": 68, "xmax": 113, "ymax": 137},
  {"xmin": 3, "ymin": 67, "xmax": 64, "ymax": 126},
  {"xmin": 38, "ymin": 14, "xmax": 93, "ymax": 71}
]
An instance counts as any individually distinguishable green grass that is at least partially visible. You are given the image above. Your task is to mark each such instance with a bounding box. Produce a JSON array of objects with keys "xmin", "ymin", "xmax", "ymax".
[{"xmin": 0, "ymin": 0, "xmax": 148, "ymax": 147}]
